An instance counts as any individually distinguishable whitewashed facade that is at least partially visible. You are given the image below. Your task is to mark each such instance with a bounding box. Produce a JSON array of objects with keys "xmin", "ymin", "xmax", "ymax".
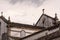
[
  {"xmin": 36, "ymin": 14, "xmax": 55, "ymax": 28},
  {"xmin": 8, "ymin": 25, "xmax": 41, "ymax": 39},
  {"xmin": 0, "ymin": 11, "xmax": 59, "ymax": 40},
  {"xmin": 22, "ymin": 26, "xmax": 60, "ymax": 40},
  {"xmin": 0, "ymin": 16, "xmax": 8, "ymax": 40}
]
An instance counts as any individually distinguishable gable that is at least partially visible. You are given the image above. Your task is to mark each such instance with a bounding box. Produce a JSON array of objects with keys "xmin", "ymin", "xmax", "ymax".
[
  {"xmin": 35, "ymin": 14, "xmax": 55, "ymax": 28},
  {"xmin": 0, "ymin": 16, "xmax": 8, "ymax": 24},
  {"xmin": 0, "ymin": 18, "xmax": 7, "ymax": 35}
]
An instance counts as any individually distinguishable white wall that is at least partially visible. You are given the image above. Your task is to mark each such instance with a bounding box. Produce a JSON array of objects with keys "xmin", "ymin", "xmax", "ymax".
[
  {"xmin": 9, "ymin": 28, "xmax": 40, "ymax": 38},
  {"xmin": 23, "ymin": 27, "xmax": 59, "ymax": 40},
  {"xmin": 0, "ymin": 18, "xmax": 7, "ymax": 40},
  {"xmin": 36, "ymin": 15, "xmax": 54, "ymax": 28}
]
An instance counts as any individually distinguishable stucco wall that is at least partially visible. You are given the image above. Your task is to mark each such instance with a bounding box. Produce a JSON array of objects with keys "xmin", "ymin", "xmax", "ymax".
[
  {"xmin": 0, "ymin": 18, "xmax": 7, "ymax": 40},
  {"xmin": 9, "ymin": 28, "xmax": 40, "ymax": 38},
  {"xmin": 23, "ymin": 27, "xmax": 59, "ymax": 40},
  {"xmin": 36, "ymin": 15, "xmax": 54, "ymax": 28}
]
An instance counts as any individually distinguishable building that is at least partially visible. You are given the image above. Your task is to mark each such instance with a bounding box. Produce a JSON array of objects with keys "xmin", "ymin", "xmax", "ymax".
[
  {"xmin": 35, "ymin": 9, "xmax": 58, "ymax": 28},
  {"xmin": 0, "ymin": 9, "xmax": 59, "ymax": 40},
  {"xmin": 19, "ymin": 9, "xmax": 60, "ymax": 40},
  {"xmin": 7, "ymin": 22, "xmax": 44, "ymax": 40},
  {"xmin": 0, "ymin": 12, "xmax": 9, "ymax": 40},
  {"xmin": 20, "ymin": 23, "xmax": 60, "ymax": 40},
  {"xmin": 0, "ymin": 12, "xmax": 43, "ymax": 40}
]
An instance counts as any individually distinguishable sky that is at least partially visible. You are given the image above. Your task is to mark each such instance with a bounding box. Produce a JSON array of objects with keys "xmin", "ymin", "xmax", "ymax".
[{"xmin": 0, "ymin": 0, "xmax": 60, "ymax": 25}]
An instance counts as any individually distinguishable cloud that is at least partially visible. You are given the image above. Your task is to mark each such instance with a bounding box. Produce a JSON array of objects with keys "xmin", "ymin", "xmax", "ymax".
[
  {"xmin": 0, "ymin": 0, "xmax": 47, "ymax": 24},
  {"xmin": 8, "ymin": 0, "xmax": 46, "ymax": 7}
]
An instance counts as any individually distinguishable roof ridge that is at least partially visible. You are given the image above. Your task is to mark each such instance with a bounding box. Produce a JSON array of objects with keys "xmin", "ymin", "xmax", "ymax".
[
  {"xmin": 9, "ymin": 22, "xmax": 44, "ymax": 29},
  {"xmin": 0, "ymin": 16, "xmax": 8, "ymax": 23},
  {"xmin": 35, "ymin": 14, "xmax": 55, "ymax": 26},
  {"xmin": 43, "ymin": 14, "xmax": 54, "ymax": 19}
]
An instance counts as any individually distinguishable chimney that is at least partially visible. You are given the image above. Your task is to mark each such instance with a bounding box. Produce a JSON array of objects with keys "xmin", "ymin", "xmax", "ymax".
[
  {"xmin": 42, "ymin": 9, "xmax": 45, "ymax": 14},
  {"xmin": 33, "ymin": 23, "xmax": 35, "ymax": 26},
  {"xmin": 55, "ymin": 13, "xmax": 58, "ymax": 20},
  {"xmin": 8, "ymin": 16, "xmax": 10, "ymax": 22},
  {"xmin": 54, "ymin": 13, "xmax": 59, "ymax": 25},
  {"xmin": 1, "ymin": 11, "xmax": 3, "ymax": 16}
]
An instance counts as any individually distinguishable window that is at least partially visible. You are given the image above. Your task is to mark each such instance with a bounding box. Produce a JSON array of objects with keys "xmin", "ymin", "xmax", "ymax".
[{"xmin": 20, "ymin": 30, "xmax": 26, "ymax": 38}]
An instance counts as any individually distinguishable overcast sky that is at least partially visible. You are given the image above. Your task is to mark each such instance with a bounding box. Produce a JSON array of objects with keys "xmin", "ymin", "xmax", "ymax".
[{"xmin": 0, "ymin": 0, "xmax": 60, "ymax": 25}]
